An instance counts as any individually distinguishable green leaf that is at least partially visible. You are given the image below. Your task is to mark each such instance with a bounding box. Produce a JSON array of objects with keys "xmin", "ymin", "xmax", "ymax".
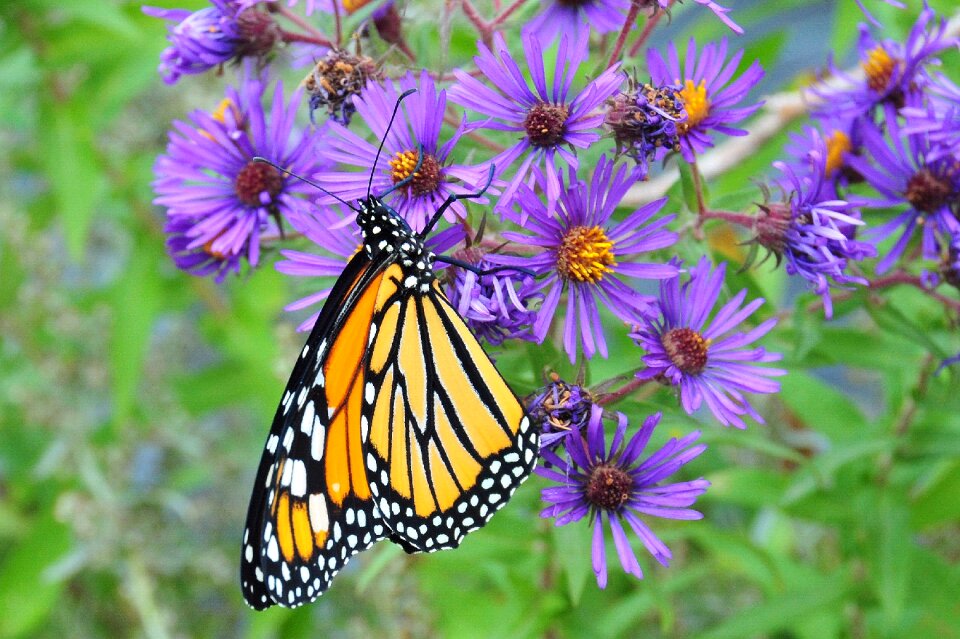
[
  {"xmin": 552, "ymin": 520, "xmax": 592, "ymax": 606},
  {"xmin": 910, "ymin": 461, "xmax": 960, "ymax": 529},
  {"xmin": 0, "ymin": 512, "xmax": 71, "ymax": 639},
  {"xmin": 873, "ymin": 489, "xmax": 911, "ymax": 633},
  {"xmin": 694, "ymin": 570, "xmax": 851, "ymax": 639},
  {"xmin": 38, "ymin": 99, "xmax": 104, "ymax": 258},
  {"xmin": 110, "ymin": 238, "xmax": 162, "ymax": 425}
]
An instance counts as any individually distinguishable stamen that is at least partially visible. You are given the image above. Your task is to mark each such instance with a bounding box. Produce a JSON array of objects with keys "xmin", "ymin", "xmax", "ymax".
[
  {"xmin": 862, "ymin": 45, "xmax": 897, "ymax": 94},
  {"xmin": 524, "ymin": 102, "xmax": 570, "ymax": 147},
  {"xmin": 662, "ymin": 327, "xmax": 711, "ymax": 375},
  {"xmin": 556, "ymin": 226, "xmax": 616, "ymax": 283},
  {"xmin": 388, "ymin": 150, "xmax": 441, "ymax": 196},
  {"xmin": 585, "ymin": 465, "xmax": 632, "ymax": 511},
  {"xmin": 235, "ymin": 160, "xmax": 284, "ymax": 207},
  {"xmin": 678, "ymin": 79, "xmax": 711, "ymax": 131}
]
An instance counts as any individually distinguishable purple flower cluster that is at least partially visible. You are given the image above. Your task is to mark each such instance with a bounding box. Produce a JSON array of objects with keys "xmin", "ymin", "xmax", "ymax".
[
  {"xmin": 144, "ymin": 0, "xmax": 797, "ymax": 596},
  {"xmin": 152, "ymin": 77, "xmax": 324, "ymax": 282}
]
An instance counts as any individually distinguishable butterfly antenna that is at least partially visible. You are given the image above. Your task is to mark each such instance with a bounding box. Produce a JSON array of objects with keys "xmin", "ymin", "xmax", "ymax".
[
  {"xmin": 252, "ymin": 157, "xmax": 358, "ymax": 212},
  {"xmin": 368, "ymin": 87, "xmax": 417, "ymax": 199}
]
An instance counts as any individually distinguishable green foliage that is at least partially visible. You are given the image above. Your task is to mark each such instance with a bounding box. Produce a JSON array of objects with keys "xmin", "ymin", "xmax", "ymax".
[{"xmin": 2, "ymin": 0, "xmax": 959, "ymax": 638}]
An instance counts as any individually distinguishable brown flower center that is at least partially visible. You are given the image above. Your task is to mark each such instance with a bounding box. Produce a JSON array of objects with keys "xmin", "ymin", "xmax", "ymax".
[
  {"xmin": 585, "ymin": 464, "xmax": 632, "ymax": 511},
  {"xmin": 388, "ymin": 150, "xmax": 442, "ymax": 196},
  {"xmin": 235, "ymin": 9, "xmax": 279, "ymax": 58},
  {"xmin": 905, "ymin": 168, "xmax": 954, "ymax": 214},
  {"xmin": 234, "ymin": 160, "xmax": 283, "ymax": 207},
  {"xmin": 556, "ymin": 225, "xmax": 616, "ymax": 283},
  {"xmin": 662, "ymin": 327, "xmax": 710, "ymax": 375},
  {"xmin": 524, "ymin": 102, "xmax": 569, "ymax": 147}
]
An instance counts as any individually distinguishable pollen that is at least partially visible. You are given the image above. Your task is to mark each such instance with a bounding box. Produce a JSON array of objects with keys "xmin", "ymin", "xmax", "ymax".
[
  {"xmin": 824, "ymin": 129, "xmax": 852, "ymax": 177},
  {"xmin": 388, "ymin": 149, "xmax": 441, "ymax": 196},
  {"xmin": 585, "ymin": 464, "xmax": 632, "ymax": 511},
  {"xmin": 523, "ymin": 102, "xmax": 569, "ymax": 147},
  {"xmin": 678, "ymin": 79, "xmax": 711, "ymax": 131},
  {"xmin": 662, "ymin": 327, "xmax": 711, "ymax": 375},
  {"xmin": 862, "ymin": 45, "xmax": 897, "ymax": 93},
  {"xmin": 556, "ymin": 225, "xmax": 616, "ymax": 283}
]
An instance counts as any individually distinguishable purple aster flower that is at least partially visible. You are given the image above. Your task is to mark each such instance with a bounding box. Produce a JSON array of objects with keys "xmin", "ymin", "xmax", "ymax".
[
  {"xmin": 756, "ymin": 127, "xmax": 876, "ymax": 318},
  {"xmin": 526, "ymin": 373, "xmax": 596, "ymax": 450},
  {"xmin": 810, "ymin": 4, "xmax": 956, "ymax": 121},
  {"xmin": 646, "ymin": 0, "xmax": 743, "ymax": 34},
  {"xmin": 143, "ymin": 1, "xmax": 278, "ymax": 84},
  {"xmin": 845, "ymin": 102, "xmax": 960, "ymax": 274},
  {"xmin": 444, "ymin": 251, "xmax": 541, "ymax": 346},
  {"xmin": 152, "ymin": 77, "xmax": 324, "ymax": 283},
  {"xmin": 605, "ymin": 77, "xmax": 687, "ymax": 178},
  {"xmin": 631, "ymin": 257, "xmax": 785, "ymax": 429},
  {"xmin": 447, "ymin": 33, "xmax": 624, "ymax": 211},
  {"xmin": 538, "ymin": 406, "xmax": 709, "ymax": 588},
  {"xmin": 647, "ymin": 38, "xmax": 764, "ymax": 162},
  {"xmin": 313, "ymin": 70, "xmax": 486, "ymax": 234},
  {"xmin": 491, "ymin": 155, "xmax": 679, "ymax": 363},
  {"xmin": 523, "ymin": 0, "xmax": 630, "ymax": 47}
]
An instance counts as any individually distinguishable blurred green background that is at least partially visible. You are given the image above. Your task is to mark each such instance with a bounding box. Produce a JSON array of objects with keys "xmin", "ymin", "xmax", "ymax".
[{"xmin": 2, "ymin": 0, "xmax": 960, "ymax": 637}]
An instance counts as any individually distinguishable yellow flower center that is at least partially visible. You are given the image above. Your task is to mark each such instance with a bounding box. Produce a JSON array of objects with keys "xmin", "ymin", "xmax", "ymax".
[
  {"xmin": 862, "ymin": 45, "xmax": 897, "ymax": 93},
  {"xmin": 556, "ymin": 225, "xmax": 616, "ymax": 283},
  {"xmin": 678, "ymin": 79, "xmax": 711, "ymax": 131},
  {"xmin": 824, "ymin": 129, "xmax": 852, "ymax": 177}
]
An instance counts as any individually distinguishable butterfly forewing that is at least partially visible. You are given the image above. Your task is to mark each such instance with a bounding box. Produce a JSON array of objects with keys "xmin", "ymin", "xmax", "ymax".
[{"xmin": 241, "ymin": 253, "xmax": 391, "ymax": 609}]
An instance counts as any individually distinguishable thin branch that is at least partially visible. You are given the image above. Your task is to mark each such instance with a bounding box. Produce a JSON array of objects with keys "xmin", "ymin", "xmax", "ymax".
[{"xmin": 606, "ymin": 0, "xmax": 642, "ymax": 69}]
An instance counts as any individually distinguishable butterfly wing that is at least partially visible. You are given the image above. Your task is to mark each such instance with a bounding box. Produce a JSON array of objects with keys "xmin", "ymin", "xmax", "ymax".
[
  {"xmin": 362, "ymin": 278, "xmax": 538, "ymax": 553},
  {"xmin": 241, "ymin": 251, "xmax": 395, "ymax": 609}
]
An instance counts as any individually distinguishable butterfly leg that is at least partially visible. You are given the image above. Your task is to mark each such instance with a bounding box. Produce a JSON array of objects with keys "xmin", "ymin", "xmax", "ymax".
[
  {"xmin": 433, "ymin": 255, "xmax": 536, "ymax": 279},
  {"xmin": 418, "ymin": 163, "xmax": 496, "ymax": 239}
]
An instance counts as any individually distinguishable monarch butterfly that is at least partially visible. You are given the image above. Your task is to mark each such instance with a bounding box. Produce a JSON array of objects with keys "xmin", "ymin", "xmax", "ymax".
[{"xmin": 240, "ymin": 92, "xmax": 538, "ymax": 609}]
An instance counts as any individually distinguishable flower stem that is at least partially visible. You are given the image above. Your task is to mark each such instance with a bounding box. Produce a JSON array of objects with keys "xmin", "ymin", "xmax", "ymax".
[
  {"xmin": 606, "ymin": 1, "xmax": 642, "ymax": 69},
  {"xmin": 279, "ymin": 29, "xmax": 333, "ymax": 48},
  {"xmin": 273, "ymin": 5, "xmax": 330, "ymax": 42},
  {"xmin": 491, "ymin": 0, "xmax": 530, "ymax": 27},
  {"xmin": 628, "ymin": 1, "xmax": 673, "ymax": 58},
  {"xmin": 701, "ymin": 209, "xmax": 756, "ymax": 228},
  {"xmin": 596, "ymin": 374, "xmax": 652, "ymax": 406},
  {"xmin": 461, "ymin": 0, "xmax": 493, "ymax": 47},
  {"xmin": 332, "ymin": 0, "xmax": 343, "ymax": 47}
]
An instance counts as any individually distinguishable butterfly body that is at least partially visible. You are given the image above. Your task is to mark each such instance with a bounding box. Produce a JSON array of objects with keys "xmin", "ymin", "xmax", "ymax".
[{"xmin": 241, "ymin": 194, "xmax": 537, "ymax": 610}]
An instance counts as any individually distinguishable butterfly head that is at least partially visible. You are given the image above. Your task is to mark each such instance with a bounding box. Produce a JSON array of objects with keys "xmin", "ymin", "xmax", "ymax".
[{"xmin": 357, "ymin": 195, "xmax": 436, "ymax": 292}]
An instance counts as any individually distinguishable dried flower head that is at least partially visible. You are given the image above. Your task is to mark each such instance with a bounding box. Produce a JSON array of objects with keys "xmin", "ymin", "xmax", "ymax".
[{"xmin": 303, "ymin": 48, "xmax": 384, "ymax": 124}]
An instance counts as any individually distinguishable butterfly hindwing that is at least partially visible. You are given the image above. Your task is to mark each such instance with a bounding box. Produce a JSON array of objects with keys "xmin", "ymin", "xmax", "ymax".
[
  {"xmin": 362, "ymin": 280, "xmax": 538, "ymax": 553},
  {"xmin": 241, "ymin": 252, "xmax": 392, "ymax": 609}
]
